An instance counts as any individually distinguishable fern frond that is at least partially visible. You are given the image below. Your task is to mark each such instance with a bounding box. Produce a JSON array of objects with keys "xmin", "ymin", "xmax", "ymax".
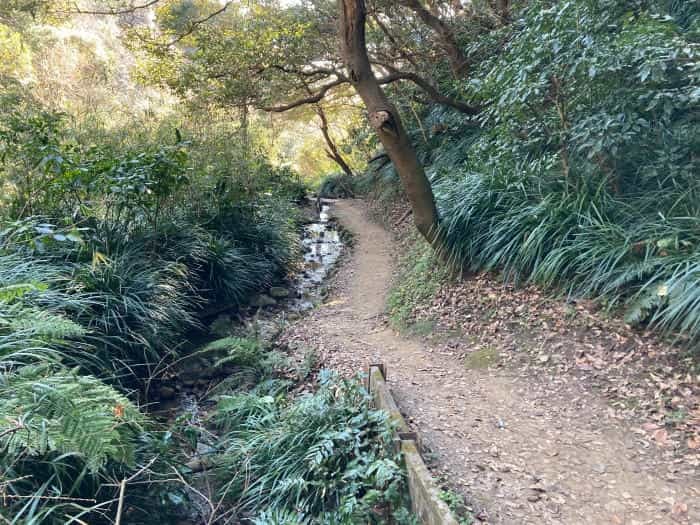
[{"xmin": 0, "ymin": 365, "xmax": 145, "ymax": 472}]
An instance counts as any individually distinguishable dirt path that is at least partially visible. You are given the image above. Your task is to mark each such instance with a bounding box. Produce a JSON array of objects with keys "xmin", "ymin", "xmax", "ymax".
[{"xmin": 282, "ymin": 199, "xmax": 699, "ymax": 524}]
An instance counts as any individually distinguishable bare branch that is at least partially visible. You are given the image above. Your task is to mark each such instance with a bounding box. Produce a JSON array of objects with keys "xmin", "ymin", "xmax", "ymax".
[
  {"xmin": 370, "ymin": 11, "xmax": 420, "ymax": 70},
  {"xmin": 254, "ymin": 63, "xmax": 480, "ymax": 115},
  {"xmin": 374, "ymin": 65, "xmax": 480, "ymax": 114},
  {"xmin": 258, "ymin": 77, "xmax": 349, "ymax": 112},
  {"xmin": 59, "ymin": 0, "xmax": 161, "ymax": 16},
  {"xmin": 396, "ymin": 0, "xmax": 469, "ymax": 75},
  {"xmin": 162, "ymin": 2, "xmax": 232, "ymax": 46}
]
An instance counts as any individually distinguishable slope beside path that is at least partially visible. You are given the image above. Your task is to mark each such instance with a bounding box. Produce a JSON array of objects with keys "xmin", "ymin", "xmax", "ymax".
[{"xmin": 281, "ymin": 199, "xmax": 699, "ymax": 525}]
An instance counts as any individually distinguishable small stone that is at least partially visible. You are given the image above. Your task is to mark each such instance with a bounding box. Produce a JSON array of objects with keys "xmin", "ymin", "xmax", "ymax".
[
  {"xmin": 251, "ymin": 294, "xmax": 277, "ymax": 307},
  {"xmin": 269, "ymin": 286, "xmax": 290, "ymax": 298},
  {"xmin": 526, "ymin": 491, "xmax": 542, "ymax": 503}
]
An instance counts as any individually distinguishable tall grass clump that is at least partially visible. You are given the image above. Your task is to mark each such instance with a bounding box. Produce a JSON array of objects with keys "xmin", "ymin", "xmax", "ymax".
[
  {"xmin": 0, "ymin": 259, "xmax": 163, "ymax": 523},
  {"xmin": 413, "ymin": 0, "xmax": 700, "ymax": 344}
]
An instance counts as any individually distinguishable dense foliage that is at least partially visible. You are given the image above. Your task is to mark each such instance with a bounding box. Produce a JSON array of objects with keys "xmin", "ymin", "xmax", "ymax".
[
  {"xmin": 211, "ymin": 371, "xmax": 414, "ymax": 524},
  {"xmin": 0, "ymin": 5, "xmax": 414, "ymax": 520},
  {"xmin": 1, "ymin": 0, "xmax": 698, "ymax": 521},
  {"xmin": 375, "ymin": 0, "xmax": 700, "ymax": 345},
  {"xmin": 0, "ymin": 41, "xmax": 306, "ymax": 521}
]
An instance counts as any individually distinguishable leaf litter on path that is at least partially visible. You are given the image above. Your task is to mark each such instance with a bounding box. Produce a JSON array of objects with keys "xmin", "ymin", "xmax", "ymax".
[{"xmin": 278, "ymin": 199, "xmax": 699, "ymax": 524}]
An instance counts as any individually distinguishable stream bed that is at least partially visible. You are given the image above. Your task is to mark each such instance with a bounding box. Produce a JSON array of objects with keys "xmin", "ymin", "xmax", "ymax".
[
  {"xmin": 152, "ymin": 198, "xmax": 344, "ymax": 412},
  {"xmin": 292, "ymin": 201, "xmax": 343, "ymax": 310},
  {"xmin": 148, "ymin": 199, "xmax": 346, "ymax": 520}
]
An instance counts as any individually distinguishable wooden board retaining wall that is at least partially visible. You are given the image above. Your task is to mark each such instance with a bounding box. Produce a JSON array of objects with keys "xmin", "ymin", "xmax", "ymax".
[{"xmin": 367, "ymin": 365, "xmax": 459, "ymax": 525}]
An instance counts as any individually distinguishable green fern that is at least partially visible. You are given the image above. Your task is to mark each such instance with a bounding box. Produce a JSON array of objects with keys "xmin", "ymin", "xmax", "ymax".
[
  {"xmin": 0, "ymin": 365, "xmax": 145, "ymax": 472},
  {"xmin": 1, "ymin": 303, "xmax": 86, "ymax": 340},
  {"xmin": 0, "ymin": 282, "xmax": 48, "ymax": 302},
  {"xmin": 211, "ymin": 373, "xmax": 408, "ymax": 520}
]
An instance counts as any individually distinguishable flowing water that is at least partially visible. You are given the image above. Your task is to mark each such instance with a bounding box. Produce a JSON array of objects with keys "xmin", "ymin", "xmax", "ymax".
[
  {"xmin": 292, "ymin": 201, "xmax": 343, "ymax": 310},
  {"xmin": 158, "ymin": 200, "xmax": 344, "ymax": 406}
]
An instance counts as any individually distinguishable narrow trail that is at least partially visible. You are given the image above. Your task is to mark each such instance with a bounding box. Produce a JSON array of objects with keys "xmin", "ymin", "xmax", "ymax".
[{"xmin": 283, "ymin": 199, "xmax": 699, "ymax": 525}]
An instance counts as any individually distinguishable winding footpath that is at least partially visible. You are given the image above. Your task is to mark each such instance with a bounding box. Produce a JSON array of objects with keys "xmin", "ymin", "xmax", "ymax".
[{"xmin": 282, "ymin": 199, "xmax": 699, "ymax": 525}]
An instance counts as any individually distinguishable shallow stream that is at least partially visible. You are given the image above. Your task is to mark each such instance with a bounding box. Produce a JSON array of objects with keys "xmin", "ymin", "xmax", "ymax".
[
  {"xmin": 154, "ymin": 199, "xmax": 344, "ymax": 409},
  {"xmin": 292, "ymin": 201, "xmax": 343, "ymax": 310}
]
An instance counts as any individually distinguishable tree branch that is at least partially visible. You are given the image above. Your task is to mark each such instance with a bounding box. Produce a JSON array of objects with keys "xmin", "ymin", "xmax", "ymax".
[
  {"xmin": 162, "ymin": 2, "xmax": 232, "ymax": 47},
  {"xmin": 59, "ymin": 0, "xmax": 161, "ymax": 16},
  {"xmin": 374, "ymin": 64, "xmax": 480, "ymax": 114},
  {"xmin": 257, "ymin": 77, "xmax": 349, "ymax": 112},
  {"xmin": 369, "ymin": 11, "xmax": 420, "ymax": 70},
  {"xmin": 396, "ymin": 0, "xmax": 469, "ymax": 75},
  {"xmin": 254, "ymin": 65, "xmax": 480, "ymax": 115}
]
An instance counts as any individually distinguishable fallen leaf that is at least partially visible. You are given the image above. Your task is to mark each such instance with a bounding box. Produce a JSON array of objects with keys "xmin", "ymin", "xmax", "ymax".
[
  {"xmin": 653, "ymin": 428, "xmax": 668, "ymax": 446},
  {"xmin": 671, "ymin": 501, "xmax": 688, "ymax": 521}
]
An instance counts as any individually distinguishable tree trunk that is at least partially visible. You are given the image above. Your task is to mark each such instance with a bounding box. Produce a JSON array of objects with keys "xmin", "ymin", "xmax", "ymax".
[
  {"xmin": 316, "ymin": 105, "xmax": 354, "ymax": 177},
  {"xmin": 339, "ymin": 0, "xmax": 440, "ymax": 244},
  {"xmin": 397, "ymin": 0, "xmax": 468, "ymax": 76}
]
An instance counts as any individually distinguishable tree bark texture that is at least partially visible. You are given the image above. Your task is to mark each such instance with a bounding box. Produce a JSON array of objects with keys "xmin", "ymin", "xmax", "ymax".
[{"xmin": 339, "ymin": 0, "xmax": 440, "ymax": 243}]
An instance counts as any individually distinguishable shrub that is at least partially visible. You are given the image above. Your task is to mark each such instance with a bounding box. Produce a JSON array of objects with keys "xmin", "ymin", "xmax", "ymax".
[
  {"xmin": 0, "ymin": 266, "xmax": 153, "ymax": 523},
  {"xmin": 410, "ymin": 0, "xmax": 700, "ymax": 344},
  {"xmin": 210, "ymin": 371, "xmax": 412, "ymax": 523},
  {"xmin": 317, "ymin": 173, "xmax": 355, "ymax": 199}
]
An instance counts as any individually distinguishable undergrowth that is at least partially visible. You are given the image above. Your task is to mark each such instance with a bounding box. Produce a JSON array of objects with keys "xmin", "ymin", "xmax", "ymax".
[
  {"xmin": 317, "ymin": 172, "xmax": 355, "ymax": 199},
  {"xmin": 386, "ymin": 236, "xmax": 450, "ymax": 331},
  {"xmin": 0, "ymin": 83, "xmax": 307, "ymax": 520},
  {"xmin": 375, "ymin": 0, "xmax": 700, "ymax": 348},
  {"xmin": 209, "ymin": 370, "xmax": 415, "ymax": 524}
]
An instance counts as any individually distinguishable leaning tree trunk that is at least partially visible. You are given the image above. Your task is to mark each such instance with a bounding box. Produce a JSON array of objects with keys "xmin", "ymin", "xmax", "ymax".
[
  {"xmin": 316, "ymin": 105, "xmax": 354, "ymax": 178},
  {"xmin": 339, "ymin": 0, "xmax": 440, "ymax": 244}
]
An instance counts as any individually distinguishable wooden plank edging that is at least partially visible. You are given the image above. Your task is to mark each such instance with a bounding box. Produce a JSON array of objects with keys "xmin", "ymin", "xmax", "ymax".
[{"xmin": 368, "ymin": 365, "xmax": 459, "ymax": 525}]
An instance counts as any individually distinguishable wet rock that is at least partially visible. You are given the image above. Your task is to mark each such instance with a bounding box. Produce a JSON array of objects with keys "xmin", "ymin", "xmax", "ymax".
[
  {"xmin": 251, "ymin": 294, "xmax": 277, "ymax": 307},
  {"xmin": 269, "ymin": 286, "xmax": 290, "ymax": 298},
  {"xmin": 158, "ymin": 386, "xmax": 177, "ymax": 400}
]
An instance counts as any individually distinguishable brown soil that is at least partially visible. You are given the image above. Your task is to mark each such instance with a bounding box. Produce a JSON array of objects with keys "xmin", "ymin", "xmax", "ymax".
[{"xmin": 280, "ymin": 199, "xmax": 700, "ymax": 525}]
